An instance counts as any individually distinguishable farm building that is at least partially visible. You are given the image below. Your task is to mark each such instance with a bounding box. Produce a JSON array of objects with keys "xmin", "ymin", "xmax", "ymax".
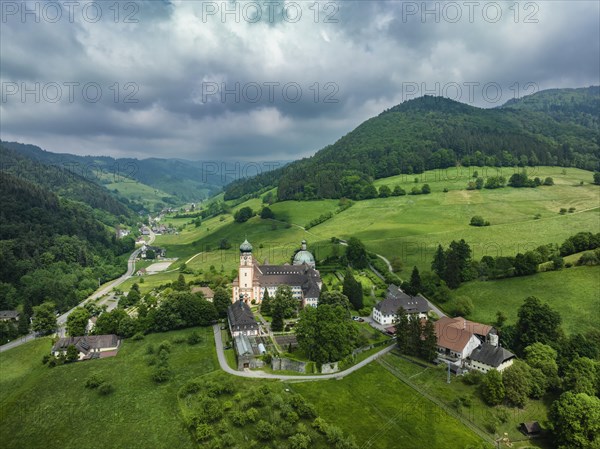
[
  {"xmin": 227, "ymin": 300, "xmax": 259, "ymax": 337},
  {"xmin": 51, "ymin": 334, "xmax": 120, "ymax": 361}
]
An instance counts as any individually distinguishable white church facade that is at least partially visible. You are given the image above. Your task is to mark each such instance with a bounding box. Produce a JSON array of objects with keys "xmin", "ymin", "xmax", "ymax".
[{"xmin": 232, "ymin": 239, "xmax": 322, "ymax": 307}]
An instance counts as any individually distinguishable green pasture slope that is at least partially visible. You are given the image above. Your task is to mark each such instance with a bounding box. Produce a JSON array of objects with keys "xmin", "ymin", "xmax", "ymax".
[
  {"xmin": 0, "ymin": 328, "xmax": 218, "ymax": 449},
  {"xmin": 138, "ymin": 167, "xmax": 598, "ymax": 331},
  {"xmin": 448, "ymin": 265, "xmax": 600, "ymax": 334},
  {"xmin": 0, "ymin": 334, "xmax": 488, "ymax": 449},
  {"xmin": 316, "ymin": 167, "xmax": 599, "ymax": 272},
  {"xmin": 292, "ymin": 362, "xmax": 484, "ymax": 449}
]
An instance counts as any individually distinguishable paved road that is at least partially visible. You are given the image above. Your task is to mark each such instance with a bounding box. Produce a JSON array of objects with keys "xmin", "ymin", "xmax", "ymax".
[
  {"xmin": 213, "ymin": 325, "xmax": 395, "ymax": 381},
  {"xmin": 0, "ymin": 229, "xmax": 155, "ymax": 353}
]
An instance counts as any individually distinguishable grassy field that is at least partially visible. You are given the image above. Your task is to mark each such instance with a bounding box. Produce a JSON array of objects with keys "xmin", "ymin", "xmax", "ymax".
[
  {"xmin": 135, "ymin": 167, "xmax": 598, "ymax": 331},
  {"xmin": 314, "ymin": 167, "xmax": 599, "ymax": 273},
  {"xmin": 291, "ymin": 361, "xmax": 484, "ymax": 449},
  {"xmin": 379, "ymin": 353, "xmax": 553, "ymax": 448},
  {"xmin": 104, "ymin": 178, "xmax": 176, "ymax": 210},
  {"xmin": 446, "ymin": 265, "xmax": 600, "ymax": 334},
  {"xmin": 0, "ymin": 327, "xmax": 218, "ymax": 449},
  {"xmin": 153, "ymin": 166, "xmax": 597, "ymax": 278}
]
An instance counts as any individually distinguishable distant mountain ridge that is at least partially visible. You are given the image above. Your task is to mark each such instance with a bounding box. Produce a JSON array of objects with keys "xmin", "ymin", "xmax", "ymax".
[
  {"xmin": 0, "ymin": 141, "xmax": 289, "ymax": 204},
  {"xmin": 0, "ymin": 144, "xmax": 133, "ymax": 220},
  {"xmin": 224, "ymin": 86, "xmax": 600, "ymax": 201}
]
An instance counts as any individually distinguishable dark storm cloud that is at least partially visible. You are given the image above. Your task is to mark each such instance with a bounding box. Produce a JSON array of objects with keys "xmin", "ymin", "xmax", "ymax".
[{"xmin": 0, "ymin": 0, "xmax": 598, "ymax": 160}]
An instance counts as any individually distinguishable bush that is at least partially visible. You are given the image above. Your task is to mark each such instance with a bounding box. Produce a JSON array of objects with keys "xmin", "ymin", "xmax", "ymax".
[
  {"xmin": 450, "ymin": 397, "xmax": 463, "ymax": 412},
  {"xmin": 85, "ymin": 374, "xmax": 105, "ymax": 389},
  {"xmin": 358, "ymin": 306, "xmax": 372, "ymax": 317},
  {"xmin": 469, "ymin": 216, "xmax": 489, "ymax": 227},
  {"xmin": 230, "ymin": 411, "xmax": 247, "ymax": 427},
  {"xmin": 245, "ymin": 407, "xmax": 259, "ymax": 422},
  {"xmin": 187, "ymin": 331, "xmax": 202, "ymax": 345},
  {"xmin": 158, "ymin": 341, "xmax": 172, "ymax": 353},
  {"xmin": 461, "ymin": 370, "xmax": 483, "ymax": 385},
  {"xmin": 172, "ymin": 335, "xmax": 186, "ymax": 344},
  {"xmin": 484, "ymin": 419, "xmax": 498, "ymax": 434},
  {"xmin": 496, "ymin": 408, "xmax": 510, "ymax": 424},
  {"xmin": 256, "ymin": 420, "xmax": 276, "ymax": 441},
  {"xmin": 98, "ymin": 382, "xmax": 114, "ymax": 396},
  {"xmin": 145, "ymin": 344, "xmax": 155, "ymax": 355},
  {"xmin": 311, "ymin": 417, "xmax": 327, "ymax": 434},
  {"xmin": 195, "ymin": 423, "xmax": 213, "ymax": 442},
  {"xmin": 452, "ymin": 296, "xmax": 474, "ymax": 316},
  {"xmin": 288, "ymin": 433, "xmax": 312, "ymax": 449},
  {"xmin": 131, "ymin": 332, "xmax": 145, "ymax": 341},
  {"xmin": 151, "ymin": 366, "xmax": 171, "ymax": 383},
  {"xmin": 559, "ymin": 208, "xmax": 567, "ymax": 215},
  {"xmin": 41, "ymin": 354, "xmax": 51, "ymax": 365}
]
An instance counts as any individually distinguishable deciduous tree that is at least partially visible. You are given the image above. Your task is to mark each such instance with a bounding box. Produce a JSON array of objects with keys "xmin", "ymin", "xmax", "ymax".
[
  {"xmin": 295, "ymin": 304, "xmax": 359, "ymax": 364},
  {"xmin": 503, "ymin": 360, "xmax": 533, "ymax": 407},
  {"xmin": 66, "ymin": 307, "xmax": 90, "ymax": 336},
  {"xmin": 32, "ymin": 302, "xmax": 57, "ymax": 335},
  {"xmin": 550, "ymin": 392, "xmax": 600, "ymax": 449},
  {"xmin": 481, "ymin": 369, "xmax": 505, "ymax": 405}
]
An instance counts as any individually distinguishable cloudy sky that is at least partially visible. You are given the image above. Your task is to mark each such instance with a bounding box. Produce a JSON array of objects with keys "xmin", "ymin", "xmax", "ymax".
[{"xmin": 1, "ymin": 0, "xmax": 598, "ymax": 161}]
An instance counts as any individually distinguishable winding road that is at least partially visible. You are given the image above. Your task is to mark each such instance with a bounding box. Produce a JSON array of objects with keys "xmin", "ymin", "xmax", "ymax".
[
  {"xmin": 0, "ymin": 230, "xmax": 155, "ymax": 353},
  {"xmin": 212, "ymin": 324, "xmax": 395, "ymax": 381}
]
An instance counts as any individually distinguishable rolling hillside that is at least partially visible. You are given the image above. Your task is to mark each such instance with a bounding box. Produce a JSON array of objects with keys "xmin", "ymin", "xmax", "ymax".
[
  {"xmin": 1, "ymin": 141, "xmax": 288, "ymax": 207},
  {"xmin": 225, "ymin": 87, "xmax": 600, "ymax": 201}
]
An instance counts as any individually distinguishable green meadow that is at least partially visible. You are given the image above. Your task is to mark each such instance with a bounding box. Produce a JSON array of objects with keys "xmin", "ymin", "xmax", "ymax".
[
  {"xmin": 1, "ymin": 331, "xmax": 495, "ymax": 449},
  {"xmin": 314, "ymin": 167, "xmax": 599, "ymax": 272},
  {"xmin": 155, "ymin": 166, "xmax": 598, "ymax": 275},
  {"xmin": 0, "ymin": 327, "xmax": 218, "ymax": 449},
  {"xmin": 378, "ymin": 353, "xmax": 553, "ymax": 448},
  {"xmin": 447, "ymin": 265, "xmax": 600, "ymax": 334},
  {"xmin": 291, "ymin": 361, "xmax": 484, "ymax": 449},
  {"xmin": 135, "ymin": 167, "xmax": 598, "ymax": 330}
]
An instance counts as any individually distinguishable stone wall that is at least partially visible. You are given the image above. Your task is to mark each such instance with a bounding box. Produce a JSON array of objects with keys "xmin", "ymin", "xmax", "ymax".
[
  {"xmin": 271, "ymin": 357, "xmax": 307, "ymax": 373},
  {"xmin": 320, "ymin": 362, "xmax": 339, "ymax": 374}
]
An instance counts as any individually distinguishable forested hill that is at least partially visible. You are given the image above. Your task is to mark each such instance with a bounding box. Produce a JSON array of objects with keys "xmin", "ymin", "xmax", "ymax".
[
  {"xmin": 0, "ymin": 145, "xmax": 132, "ymax": 223},
  {"xmin": 224, "ymin": 86, "xmax": 600, "ymax": 201},
  {"xmin": 0, "ymin": 147, "xmax": 138, "ymax": 326},
  {"xmin": 0, "ymin": 171, "xmax": 135, "ymax": 319}
]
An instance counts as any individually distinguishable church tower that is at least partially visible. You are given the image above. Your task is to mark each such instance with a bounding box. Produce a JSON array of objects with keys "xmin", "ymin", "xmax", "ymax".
[{"xmin": 238, "ymin": 239, "xmax": 254, "ymax": 303}]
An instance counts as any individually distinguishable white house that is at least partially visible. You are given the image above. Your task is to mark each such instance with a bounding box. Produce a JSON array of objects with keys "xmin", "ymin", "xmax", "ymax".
[
  {"xmin": 467, "ymin": 338, "xmax": 516, "ymax": 373},
  {"xmin": 372, "ymin": 285, "xmax": 430, "ymax": 325}
]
